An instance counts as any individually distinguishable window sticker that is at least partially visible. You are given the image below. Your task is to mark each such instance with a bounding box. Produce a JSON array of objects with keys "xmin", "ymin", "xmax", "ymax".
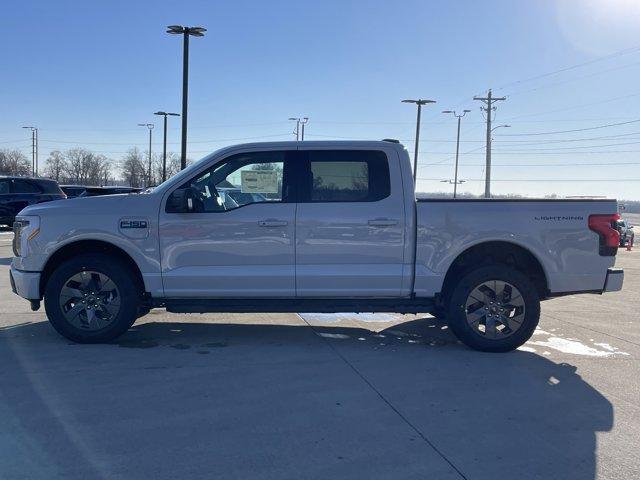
[{"xmin": 241, "ymin": 170, "xmax": 279, "ymax": 193}]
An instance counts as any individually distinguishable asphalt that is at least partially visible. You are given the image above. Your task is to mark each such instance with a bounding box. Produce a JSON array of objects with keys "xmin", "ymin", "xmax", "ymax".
[{"xmin": 0, "ymin": 230, "xmax": 638, "ymax": 480}]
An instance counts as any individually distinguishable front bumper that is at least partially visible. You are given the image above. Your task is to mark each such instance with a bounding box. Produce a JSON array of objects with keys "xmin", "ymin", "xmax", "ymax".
[
  {"xmin": 9, "ymin": 267, "xmax": 41, "ymax": 300},
  {"xmin": 603, "ymin": 268, "xmax": 624, "ymax": 292}
]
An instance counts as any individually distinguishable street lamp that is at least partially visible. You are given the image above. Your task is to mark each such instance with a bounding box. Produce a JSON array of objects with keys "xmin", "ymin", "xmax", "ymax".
[
  {"xmin": 154, "ymin": 111, "xmax": 180, "ymax": 182},
  {"xmin": 21, "ymin": 126, "xmax": 38, "ymax": 176},
  {"xmin": 442, "ymin": 109, "xmax": 471, "ymax": 198},
  {"xmin": 138, "ymin": 123, "xmax": 154, "ymax": 186},
  {"xmin": 166, "ymin": 25, "xmax": 206, "ymax": 170},
  {"xmin": 300, "ymin": 117, "xmax": 309, "ymax": 140},
  {"xmin": 402, "ymin": 99, "xmax": 436, "ymax": 182},
  {"xmin": 485, "ymin": 124, "xmax": 511, "ymax": 198}
]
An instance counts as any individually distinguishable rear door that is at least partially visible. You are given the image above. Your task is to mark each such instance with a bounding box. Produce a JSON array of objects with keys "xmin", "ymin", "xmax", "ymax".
[{"xmin": 295, "ymin": 148, "xmax": 406, "ymax": 297}]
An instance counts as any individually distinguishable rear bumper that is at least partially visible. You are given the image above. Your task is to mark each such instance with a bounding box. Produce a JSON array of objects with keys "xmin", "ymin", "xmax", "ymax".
[
  {"xmin": 603, "ymin": 268, "xmax": 624, "ymax": 292},
  {"xmin": 9, "ymin": 267, "xmax": 41, "ymax": 300}
]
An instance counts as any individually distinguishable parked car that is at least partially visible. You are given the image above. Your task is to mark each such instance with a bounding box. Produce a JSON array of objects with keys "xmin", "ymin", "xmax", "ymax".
[
  {"xmin": 9, "ymin": 141, "xmax": 624, "ymax": 352},
  {"xmin": 79, "ymin": 186, "xmax": 143, "ymax": 197},
  {"xmin": 0, "ymin": 176, "xmax": 65, "ymax": 228},
  {"xmin": 60, "ymin": 184, "xmax": 90, "ymax": 198},
  {"xmin": 616, "ymin": 219, "xmax": 635, "ymax": 246}
]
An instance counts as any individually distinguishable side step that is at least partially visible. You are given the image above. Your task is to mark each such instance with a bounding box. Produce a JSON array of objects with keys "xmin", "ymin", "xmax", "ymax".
[{"xmin": 160, "ymin": 298, "xmax": 436, "ymax": 314}]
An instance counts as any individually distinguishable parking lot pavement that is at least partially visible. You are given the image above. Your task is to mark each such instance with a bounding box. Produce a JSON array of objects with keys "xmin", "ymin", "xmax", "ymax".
[{"xmin": 0, "ymin": 237, "xmax": 638, "ymax": 480}]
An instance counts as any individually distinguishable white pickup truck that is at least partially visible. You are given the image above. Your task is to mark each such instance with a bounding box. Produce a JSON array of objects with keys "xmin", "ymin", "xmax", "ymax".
[{"xmin": 10, "ymin": 141, "xmax": 624, "ymax": 351}]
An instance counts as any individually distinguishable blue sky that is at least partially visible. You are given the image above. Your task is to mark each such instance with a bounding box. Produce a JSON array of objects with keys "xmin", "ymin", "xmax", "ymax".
[{"xmin": 2, "ymin": 0, "xmax": 640, "ymax": 199}]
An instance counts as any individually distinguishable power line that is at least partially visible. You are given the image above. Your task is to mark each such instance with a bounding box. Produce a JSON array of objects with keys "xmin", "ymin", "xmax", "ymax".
[
  {"xmin": 496, "ymin": 119, "xmax": 640, "ymax": 136},
  {"xmin": 505, "ymin": 60, "xmax": 640, "ymax": 97},
  {"xmin": 418, "ymin": 178, "xmax": 640, "ymax": 182},
  {"xmin": 496, "ymin": 44, "xmax": 640, "ymax": 91},
  {"xmin": 421, "ymin": 161, "xmax": 640, "ymax": 167},
  {"xmin": 502, "ymin": 92, "xmax": 640, "ymax": 121}
]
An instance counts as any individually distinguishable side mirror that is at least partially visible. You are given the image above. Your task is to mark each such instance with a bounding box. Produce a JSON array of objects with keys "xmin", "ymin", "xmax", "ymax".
[{"xmin": 166, "ymin": 187, "xmax": 196, "ymax": 213}]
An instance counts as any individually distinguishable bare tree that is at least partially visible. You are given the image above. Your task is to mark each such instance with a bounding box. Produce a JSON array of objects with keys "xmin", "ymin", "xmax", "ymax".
[
  {"xmin": 121, "ymin": 148, "xmax": 146, "ymax": 187},
  {"xmin": 0, "ymin": 149, "xmax": 31, "ymax": 176},
  {"xmin": 61, "ymin": 148, "xmax": 110, "ymax": 185},
  {"xmin": 43, "ymin": 150, "xmax": 66, "ymax": 181},
  {"xmin": 150, "ymin": 152, "xmax": 185, "ymax": 185}
]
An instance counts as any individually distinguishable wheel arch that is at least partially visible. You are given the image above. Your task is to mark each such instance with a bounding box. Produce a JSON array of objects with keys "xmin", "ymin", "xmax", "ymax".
[
  {"xmin": 39, "ymin": 239, "xmax": 146, "ymax": 298},
  {"xmin": 439, "ymin": 240, "xmax": 549, "ymax": 305}
]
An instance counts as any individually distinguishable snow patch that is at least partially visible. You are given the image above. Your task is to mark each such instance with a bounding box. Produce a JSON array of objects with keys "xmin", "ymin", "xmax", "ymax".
[
  {"xmin": 317, "ymin": 333, "xmax": 350, "ymax": 339},
  {"xmin": 529, "ymin": 337, "xmax": 629, "ymax": 357}
]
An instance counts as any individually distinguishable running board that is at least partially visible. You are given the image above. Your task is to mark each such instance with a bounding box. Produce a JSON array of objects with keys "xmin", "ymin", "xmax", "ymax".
[{"xmin": 160, "ymin": 298, "xmax": 436, "ymax": 314}]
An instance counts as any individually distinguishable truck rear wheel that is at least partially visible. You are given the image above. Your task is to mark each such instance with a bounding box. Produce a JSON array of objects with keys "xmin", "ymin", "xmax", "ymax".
[
  {"xmin": 44, "ymin": 254, "xmax": 141, "ymax": 343},
  {"xmin": 446, "ymin": 265, "xmax": 540, "ymax": 352}
]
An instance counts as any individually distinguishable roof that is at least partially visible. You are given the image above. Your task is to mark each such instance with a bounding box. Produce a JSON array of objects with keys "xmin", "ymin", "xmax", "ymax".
[
  {"xmin": 0, "ymin": 176, "xmax": 58, "ymax": 183},
  {"xmin": 218, "ymin": 140, "xmax": 407, "ymax": 149}
]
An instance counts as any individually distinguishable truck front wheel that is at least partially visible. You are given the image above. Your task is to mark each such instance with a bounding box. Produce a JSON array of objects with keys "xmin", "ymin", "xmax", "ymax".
[
  {"xmin": 446, "ymin": 265, "xmax": 540, "ymax": 352},
  {"xmin": 44, "ymin": 254, "xmax": 141, "ymax": 343}
]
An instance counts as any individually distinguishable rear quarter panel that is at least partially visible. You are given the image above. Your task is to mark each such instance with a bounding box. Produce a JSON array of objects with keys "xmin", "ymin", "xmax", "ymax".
[{"xmin": 414, "ymin": 199, "xmax": 619, "ymax": 297}]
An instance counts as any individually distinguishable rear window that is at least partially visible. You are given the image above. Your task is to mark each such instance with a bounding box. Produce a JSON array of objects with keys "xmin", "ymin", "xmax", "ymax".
[
  {"xmin": 11, "ymin": 180, "xmax": 42, "ymax": 194},
  {"xmin": 306, "ymin": 150, "xmax": 390, "ymax": 202},
  {"xmin": 38, "ymin": 180, "xmax": 63, "ymax": 194}
]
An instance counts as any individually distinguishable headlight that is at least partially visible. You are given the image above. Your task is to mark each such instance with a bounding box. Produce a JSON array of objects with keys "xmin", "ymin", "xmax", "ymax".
[{"xmin": 13, "ymin": 216, "xmax": 40, "ymax": 257}]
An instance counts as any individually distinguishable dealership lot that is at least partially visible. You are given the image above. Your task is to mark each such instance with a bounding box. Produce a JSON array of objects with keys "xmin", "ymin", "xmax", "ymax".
[{"xmin": 0, "ymin": 232, "xmax": 638, "ymax": 479}]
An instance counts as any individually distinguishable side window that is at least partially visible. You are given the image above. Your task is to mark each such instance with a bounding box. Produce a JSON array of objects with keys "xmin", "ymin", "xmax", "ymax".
[
  {"xmin": 306, "ymin": 150, "xmax": 390, "ymax": 202},
  {"xmin": 0, "ymin": 180, "xmax": 9, "ymax": 194},
  {"xmin": 167, "ymin": 151, "xmax": 287, "ymax": 213},
  {"xmin": 11, "ymin": 180, "xmax": 41, "ymax": 194}
]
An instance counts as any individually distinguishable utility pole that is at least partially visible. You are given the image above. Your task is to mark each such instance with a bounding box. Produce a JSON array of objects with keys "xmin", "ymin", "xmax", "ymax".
[
  {"xmin": 138, "ymin": 123, "xmax": 154, "ymax": 186},
  {"xmin": 402, "ymin": 99, "xmax": 436, "ymax": 182},
  {"xmin": 442, "ymin": 109, "xmax": 470, "ymax": 198},
  {"xmin": 22, "ymin": 126, "xmax": 38, "ymax": 176},
  {"xmin": 300, "ymin": 117, "xmax": 309, "ymax": 140},
  {"xmin": 289, "ymin": 117, "xmax": 301, "ymax": 140},
  {"xmin": 473, "ymin": 89, "xmax": 505, "ymax": 198}
]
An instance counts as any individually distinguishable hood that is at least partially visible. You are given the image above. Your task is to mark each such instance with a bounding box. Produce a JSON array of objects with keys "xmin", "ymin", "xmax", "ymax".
[{"xmin": 19, "ymin": 193, "xmax": 158, "ymax": 218}]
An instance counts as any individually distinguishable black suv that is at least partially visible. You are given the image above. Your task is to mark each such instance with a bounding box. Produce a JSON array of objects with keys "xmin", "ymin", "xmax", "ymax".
[{"xmin": 0, "ymin": 177, "xmax": 66, "ymax": 227}]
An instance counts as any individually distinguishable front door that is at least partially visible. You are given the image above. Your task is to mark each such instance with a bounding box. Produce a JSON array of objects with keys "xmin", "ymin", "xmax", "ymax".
[{"xmin": 159, "ymin": 149, "xmax": 297, "ymax": 298}]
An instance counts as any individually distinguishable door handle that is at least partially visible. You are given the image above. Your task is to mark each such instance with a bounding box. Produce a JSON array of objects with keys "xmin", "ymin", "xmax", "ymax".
[
  {"xmin": 368, "ymin": 218, "xmax": 398, "ymax": 227},
  {"xmin": 259, "ymin": 220, "xmax": 288, "ymax": 227}
]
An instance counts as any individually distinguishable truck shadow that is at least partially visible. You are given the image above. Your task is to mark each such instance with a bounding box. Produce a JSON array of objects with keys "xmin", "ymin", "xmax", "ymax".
[{"xmin": 0, "ymin": 318, "xmax": 612, "ymax": 480}]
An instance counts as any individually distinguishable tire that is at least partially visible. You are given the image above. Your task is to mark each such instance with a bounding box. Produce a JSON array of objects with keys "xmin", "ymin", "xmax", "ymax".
[
  {"xmin": 44, "ymin": 254, "xmax": 141, "ymax": 343},
  {"xmin": 430, "ymin": 306, "xmax": 448, "ymax": 320},
  {"xmin": 446, "ymin": 264, "xmax": 540, "ymax": 352}
]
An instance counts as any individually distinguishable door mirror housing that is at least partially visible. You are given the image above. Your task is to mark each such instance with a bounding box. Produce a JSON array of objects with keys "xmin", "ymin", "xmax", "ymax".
[{"xmin": 166, "ymin": 187, "xmax": 196, "ymax": 213}]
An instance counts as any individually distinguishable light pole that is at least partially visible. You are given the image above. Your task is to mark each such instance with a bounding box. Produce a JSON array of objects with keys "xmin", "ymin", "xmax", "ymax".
[
  {"xmin": 138, "ymin": 123, "xmax": 154, "ymax": 186},
  {"xmin": 485, "ymin": 124, "xmax": 511, "ymax": 198},
  {"xmin": 154, "ymin": 111, "xmax": 180, "ymax": 182},
  {"xmin": 21, "ymin": 126, "xmax": 38, "ymax": 176},
  {"xmin": 166, "ymin": 25, "xmax": 206, "ymax": 170},
  {"xmin": 300, "ymin": 117, "xmax": 309, "ymax": 140},
  {"xmin": 402, "ymin": 99, "xmax": 436, "ymax": 182},
  {"xmin": 442, "ymin": 109, "xmax": 471, "ymax": 198}
]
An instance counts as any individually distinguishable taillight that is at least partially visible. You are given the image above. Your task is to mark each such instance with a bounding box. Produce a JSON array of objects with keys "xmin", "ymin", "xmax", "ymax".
[{"xmin": 588, "ymin": 213, "xmax": 620, "ymax": 256}]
